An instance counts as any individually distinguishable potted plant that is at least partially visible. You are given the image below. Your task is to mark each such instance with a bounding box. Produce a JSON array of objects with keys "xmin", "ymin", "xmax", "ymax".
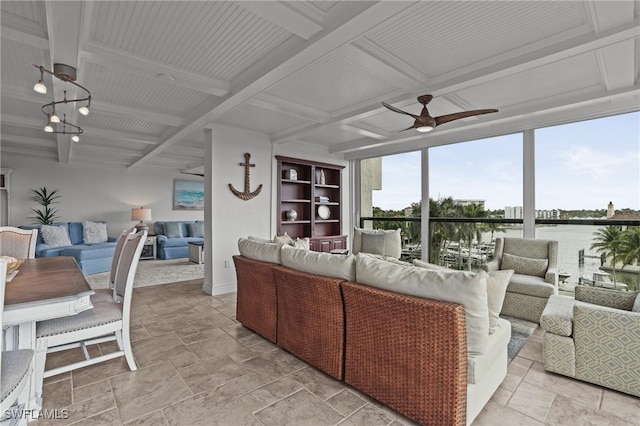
[{"xmin": 30, "ymin": 186, "xmax": 61, "ymax": 225}]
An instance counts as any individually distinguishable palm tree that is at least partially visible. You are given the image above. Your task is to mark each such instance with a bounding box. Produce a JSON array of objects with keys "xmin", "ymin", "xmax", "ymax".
[
  {"xmin": 460, "ymin": 203, "xmax": 487, "ymax": 270},
  {"xmin": 590, "ymin": 225, "xmax": 624, "ymax": 288},
  {"xmin": 619, "ymin": 227, "xmax": 640, "ymax": 268}
]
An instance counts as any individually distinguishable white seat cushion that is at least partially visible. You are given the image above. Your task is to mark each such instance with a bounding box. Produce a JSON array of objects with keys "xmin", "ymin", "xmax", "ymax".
[{"xmin": 238, "ymin": 238, "xmax": 282, "ymax": 264}]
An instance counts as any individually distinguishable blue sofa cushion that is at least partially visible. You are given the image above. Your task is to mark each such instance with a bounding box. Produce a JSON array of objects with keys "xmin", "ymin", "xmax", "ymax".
[
  {"xmin": 37, "ymin": 246, "xmax": 69, "ymax": 257},
  {"xmin": 188, "ymin": 222, "xmax": 204, "ymax": 238},
  {"xmin": 158, "ymin": 236, "xmax": 203, "ymax": 247},
  {"xmin": 164, "ymin": 222, "xmax": 183, "ymax": 238},
  {"xmin": 60, "ymin": 243, "xmax": 116, "ymax": 261}
]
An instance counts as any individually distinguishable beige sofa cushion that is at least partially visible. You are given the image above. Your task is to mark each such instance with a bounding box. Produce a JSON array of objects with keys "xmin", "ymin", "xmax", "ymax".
[
  {"xmin": 355, "ymin": 253, "xmax": 490, "ymax": 355},
  {"xmin": 413, "ymin": 260, "xmax": 511, "ymax": 334},
  {"xmin": 468, "ymin": 318, "xmax": 511, "ymax": 384},
  {"xmin": 352, "ymin": 228, "xmax": 402, "ymax": 259},
  {"xmin": 281, "ymin": 244, "xmax": 355, "ymax": 281},
  {"xmin": 238, "ymin": 238, "xmax": 281, "ymax": 264}
]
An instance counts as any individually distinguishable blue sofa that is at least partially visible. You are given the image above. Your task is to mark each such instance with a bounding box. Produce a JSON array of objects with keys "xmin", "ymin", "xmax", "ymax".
[
  {"xmin": 21, "ymin": 222, "xmax": 117, "ymax": 275},
  {"xmin": 155, "ymin": 221, "xmax": 204, "ymax": 259}
]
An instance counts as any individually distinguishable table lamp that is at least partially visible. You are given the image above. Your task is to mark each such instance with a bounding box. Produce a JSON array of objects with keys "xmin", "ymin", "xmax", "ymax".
[{"xmin": 131, "ymin": 207, "xmax": 151, "ymax": 232}]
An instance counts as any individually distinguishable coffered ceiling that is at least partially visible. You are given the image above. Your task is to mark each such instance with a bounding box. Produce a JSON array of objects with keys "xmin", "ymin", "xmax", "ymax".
[{"xmin": 1, "ymin": 1, "xmax": 638, "ymax": 171}]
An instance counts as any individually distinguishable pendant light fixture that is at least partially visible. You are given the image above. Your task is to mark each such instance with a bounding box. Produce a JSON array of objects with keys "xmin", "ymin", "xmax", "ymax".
[{"xmin": 33, "ymin": 64, "xmax": 91, "ymax": 143}]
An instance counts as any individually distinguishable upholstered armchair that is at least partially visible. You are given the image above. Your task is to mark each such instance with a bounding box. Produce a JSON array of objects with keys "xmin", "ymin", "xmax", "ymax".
[
  {"xmin": 483, "ymin": 237, "xmax": 558, "ymax": 322},
  {"xmin": 541, "ymin": 286, "xmax": 640, "ymax": 397},
  {"xmin": 0, "ymin": 226, "xmax": 38, "ymax": 259}
]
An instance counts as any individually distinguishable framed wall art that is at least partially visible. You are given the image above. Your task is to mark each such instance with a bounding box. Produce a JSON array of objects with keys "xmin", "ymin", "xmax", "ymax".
[{"xmin": 173, "ymin": 180, "xmax": 204, "ymax": 210}]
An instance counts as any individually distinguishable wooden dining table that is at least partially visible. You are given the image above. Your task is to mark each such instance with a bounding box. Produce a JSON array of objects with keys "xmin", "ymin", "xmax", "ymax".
[{"xmin": 3, "ymin": 256, "xmax": 94, "ymax": 416}]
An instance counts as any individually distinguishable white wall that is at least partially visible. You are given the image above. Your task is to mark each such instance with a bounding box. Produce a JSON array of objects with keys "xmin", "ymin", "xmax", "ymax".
[
  {"xmin": 0, "ymin": 154, "xmax": 203, "ymax": 235},
  {"xmin": 1, "ymin": 136, "xmax": 350, "ymax": 295}
]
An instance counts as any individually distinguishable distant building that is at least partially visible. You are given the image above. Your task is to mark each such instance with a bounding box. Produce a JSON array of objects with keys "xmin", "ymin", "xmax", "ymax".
[
  {"xmin": 607, "ymin": 201, "xmax": 615, "ymax": 218},
  {"xmin": 536, "ymin": 209, "xmax": 561, "ymax": 219},
  {"xmin": 454, "ymin": 199, "xmax": 485, "ymax": 208},
  {"xmin": 505, "ymin": 206, "xmax": 523, "ymax": 219}
]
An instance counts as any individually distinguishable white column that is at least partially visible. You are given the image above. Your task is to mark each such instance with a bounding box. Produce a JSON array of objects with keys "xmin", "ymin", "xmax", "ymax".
[
  {"xmin": 202, "ymin": 128, "xmax": 214, "ymax": 295},
  {"xmin": 420, "ymin": 148, "xmax": 430, "ymax": 261},
  {"xmin": 523, "ymin": 129, "xmax": 535, "ymax": 238}
]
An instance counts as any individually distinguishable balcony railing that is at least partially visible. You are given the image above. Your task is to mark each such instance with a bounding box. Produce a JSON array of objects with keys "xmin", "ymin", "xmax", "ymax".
[{"xmin": 359, "ymin": 216, "xmax": 640, "ymax": 292}]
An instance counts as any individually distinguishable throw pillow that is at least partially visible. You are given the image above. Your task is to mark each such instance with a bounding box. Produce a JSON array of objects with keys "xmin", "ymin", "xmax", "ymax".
[
  {"xmin": 633, "ymin": 294, "xmax": 640, "ymax": 313},
  {"xmin": 361, "ymin": 233, "xmax": 385, "ymax": 256},
  {"xmin": 238, "ymin": 238, "xmax": 281, "ymax": 264},
  {"xmin": 274, "ymin": 232, "xmax": 295, "ymax": 246},
  {"xmin": 164, "ymin": 222, "xmax": 183, "ymax": 238},
  {"xmin": 188, "ymin": 222, "xmax": 204, "ymax": 238},
  {"xmin": 281, "ymin": 244, "xmax": 356, "ymax": 281},
  {"xmin": 41, "ymin": 225, "xmax": 72, "ymax": 248},
  {"xmin": 293, "ymin": 237, "xmax": 310, "ymax": 250},
  {"xmin": 486, "ymin": 270, "xmax": 514, "ymax": 333},
  {"xmin": 82, "ymin": 221, "xmax": 108, "ymax": 244},
  {"xmin": 501, "ymin": 252, "xmax": 548, "ymax": 277},
  {"xmin": 355, "ymin": 253, "xmax": 489, "ymax": 355},
  {"xmin": 248, "ymin": 235, "xmax": 272, "ymax": 243},
  {"xmin": 353, "ymin": 227, "xmax": 402, "ymax": 259}
]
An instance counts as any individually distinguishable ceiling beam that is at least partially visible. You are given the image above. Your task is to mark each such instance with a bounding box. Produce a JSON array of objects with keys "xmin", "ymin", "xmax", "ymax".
[
  {"xmin": 280, "ymin": 18, "xmax": 640, "ymax": 147},
  {"xmin": 127, "ymin": 1, "xmax": 415, "ymax": 169},
  {"xmin": 237, "ymin": 1, "xmax": 323, "ymax": 40},
  {"xmin": 247, "ymin": 93, "xmax": 330, "ymax": 123},
  {"xmin": 337, "ymin": 83, "xmax": 640, "ymax": 158},
  {"xmin": 82, "ymin": 41, "xmax": 230, "ymax": 97}
]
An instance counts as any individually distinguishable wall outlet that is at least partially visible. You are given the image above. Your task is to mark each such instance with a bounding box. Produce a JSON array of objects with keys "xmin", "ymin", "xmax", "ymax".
[{"xmin": 224, "ymin": 260, "xmax": 230, "ymax": 268}]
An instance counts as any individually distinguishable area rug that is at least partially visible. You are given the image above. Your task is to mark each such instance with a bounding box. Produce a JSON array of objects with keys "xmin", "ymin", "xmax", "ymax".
[
  {"xmin": 85, "ymin": 258, "xmax": 204, "ymax": 289},
  {"xmin": 504, "ymin": 315, "xmax": 538, "ymax": 363}
]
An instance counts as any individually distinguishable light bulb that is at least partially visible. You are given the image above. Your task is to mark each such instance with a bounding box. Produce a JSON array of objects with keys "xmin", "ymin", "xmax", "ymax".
[
  {"xmin": 78, "ymin": 105, "xmax": 89, "ymax": 116},
  {"xmin": 416, "ymin": 125, "xmax": 434, "ymax": 133},
  {"xmin": 44, "ymin": 124, "xmax": 53, "ymax": 132},
  {"xmin": 34, "ymin": 80, "xmax": 47, "ymax": 94},
  {"xmin": 50, "ymin": 113, "xmax": 60, "ymax": 123},
  {"xmin": 71, "ymin": 135, "xmax": 80, "ymax": 143}
]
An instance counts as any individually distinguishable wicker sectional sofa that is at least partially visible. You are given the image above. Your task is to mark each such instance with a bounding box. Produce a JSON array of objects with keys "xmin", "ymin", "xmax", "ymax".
[{"xmin": 233, "ymin": 238, "xmax": 512, "ymax": 426}]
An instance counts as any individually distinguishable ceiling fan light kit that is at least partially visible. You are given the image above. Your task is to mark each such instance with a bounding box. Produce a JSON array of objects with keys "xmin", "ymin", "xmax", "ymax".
[
  {"xmin": 382, "ymin": 94, "xmax": 498, "ymax": 133},
  {"xmin": 32, "ymin": 64, "xmax": 92, "ymax": 143}
]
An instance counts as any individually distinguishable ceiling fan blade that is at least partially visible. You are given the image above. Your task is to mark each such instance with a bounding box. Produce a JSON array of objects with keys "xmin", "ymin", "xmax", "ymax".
[
  {"xmin": 382, "ymin": 102, "xmax": 420, "ymax": 119},
  {"xmin": 435, "ymin": 109, "xmax": 498, "ymax": 126},
  {"xmin": 399, "ymin": 125, "xmax": 416, "ymax": 132}
]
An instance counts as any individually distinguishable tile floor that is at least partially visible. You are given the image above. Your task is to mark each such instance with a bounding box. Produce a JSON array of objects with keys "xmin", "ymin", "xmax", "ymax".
[{"xmin": 34, "ymin": 279, "xmax": 639, "ymax": 426}]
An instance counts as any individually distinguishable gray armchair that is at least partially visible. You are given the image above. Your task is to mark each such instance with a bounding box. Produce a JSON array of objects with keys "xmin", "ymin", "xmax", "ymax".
[
  {"xmin": 541, "ymin": 286, "xmax": 640, "ymax": 397},
  {"xmin": 483, "ymin": 237, "xmax": 558, "ymax": 322}
]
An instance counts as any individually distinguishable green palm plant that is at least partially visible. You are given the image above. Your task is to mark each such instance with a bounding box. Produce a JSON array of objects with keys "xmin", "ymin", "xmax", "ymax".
[
  {"xmin": 619, "ymin": 227, "xmax": 640, "ymax": 268},
  {"xmin": 590, "ymin": 225, "xmax": 624, "ymax": 287},
  {"xmin": 30, "ymin": 187, "xmax": 61, "ymax": 225}
]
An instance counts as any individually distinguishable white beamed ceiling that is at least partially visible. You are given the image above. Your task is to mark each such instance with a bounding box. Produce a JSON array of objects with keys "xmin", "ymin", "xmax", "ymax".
[{"xmin": 1, "ymin": 0, "xmax": 638, "ymax": 169}]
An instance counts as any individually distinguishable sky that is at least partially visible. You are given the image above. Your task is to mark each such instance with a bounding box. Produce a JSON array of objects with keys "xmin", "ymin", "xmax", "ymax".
[{"xmin": 372, "ymin": 111, "xmax": 640, "ymax": 211}]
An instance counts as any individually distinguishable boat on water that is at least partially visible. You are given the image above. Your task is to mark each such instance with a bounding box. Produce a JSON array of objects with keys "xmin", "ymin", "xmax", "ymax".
[{"xmin": 579, "ymin": 271, "xmax": 628, "ymax": 291}]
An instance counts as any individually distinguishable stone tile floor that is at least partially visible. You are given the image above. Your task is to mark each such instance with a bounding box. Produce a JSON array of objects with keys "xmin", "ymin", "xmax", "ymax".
[{"xmin": 34, "ymin": 279, "xmax": 639, "ymax": 425}]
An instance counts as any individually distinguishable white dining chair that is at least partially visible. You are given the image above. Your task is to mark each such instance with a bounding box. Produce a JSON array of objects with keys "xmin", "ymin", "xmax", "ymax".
[
  {"xmin": 1, "ymin": 259, "xmax": 35, "ymax": 426},
  {"xmin": 0, "ymin": 227, "xmax": 38, "ymax": 259},
  {"xmin": 91, "ymin": 228, "xmax": 134, "ymax": 303},
  {"xmin": 32, "ymin": 230, "xmax": 147, "ymax": 396}
]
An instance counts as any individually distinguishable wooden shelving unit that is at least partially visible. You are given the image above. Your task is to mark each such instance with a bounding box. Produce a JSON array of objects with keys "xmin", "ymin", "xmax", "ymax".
[{"xmin": 276, "ymin": 156, "xmax": 347, "ymax": 252}]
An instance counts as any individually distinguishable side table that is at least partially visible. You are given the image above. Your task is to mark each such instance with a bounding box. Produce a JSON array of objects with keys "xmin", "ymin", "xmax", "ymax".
[
  {"xmin": 189, "ymin": 241, "xmax": 204, "ymax": 264},
  {"xmin": 140, "ymin": 235, "xmax": 157, "ymax": 260}
]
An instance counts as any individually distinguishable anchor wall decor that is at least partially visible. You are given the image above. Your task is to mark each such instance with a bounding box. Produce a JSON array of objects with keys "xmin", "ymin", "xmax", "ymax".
[{"xmin": 229, "ymin": 153, "xmax": 263, "ymax": 201}]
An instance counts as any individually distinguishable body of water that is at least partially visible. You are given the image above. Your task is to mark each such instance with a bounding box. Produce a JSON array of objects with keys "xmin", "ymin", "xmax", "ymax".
[{"xmin": 481, "ymin": 225, "xmax": 639, "ymax": 292}]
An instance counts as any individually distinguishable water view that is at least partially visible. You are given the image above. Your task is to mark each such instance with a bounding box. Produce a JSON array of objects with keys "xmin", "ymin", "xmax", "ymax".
[{"xmin": 480, "ymin": 224, "xmax": 640, "ymax": 292}]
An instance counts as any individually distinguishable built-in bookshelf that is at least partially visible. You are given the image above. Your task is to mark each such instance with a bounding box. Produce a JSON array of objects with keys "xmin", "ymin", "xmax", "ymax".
[{"xmin": 276, "ymin": 156, "xmax": 347, "ymax": 252}]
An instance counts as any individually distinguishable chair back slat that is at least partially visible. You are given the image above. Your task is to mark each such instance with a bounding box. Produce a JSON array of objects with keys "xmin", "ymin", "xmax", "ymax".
[
  {"xmin": 110, "ymin": 229, "xmax": 134, "ymax": 288},
  {"xmin": 0, "ymin": 227, "xmax": 38, "ymax": 259},
  {"xmin": 1, "ymin": 259, "xmax": 6, "ymax": 364},
  {"xmin": 114, "ymin": 230, "xmax": 146, "ymax": 303}
]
